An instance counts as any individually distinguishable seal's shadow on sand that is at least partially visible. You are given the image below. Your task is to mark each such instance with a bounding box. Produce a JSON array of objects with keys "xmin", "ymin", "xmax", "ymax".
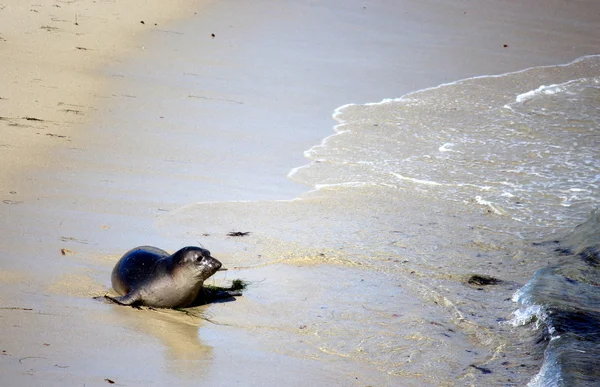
[
  {"xmin": 205, "ymin": 294, "xmax": 239, "ymax": 304},
  {"xmin": 95, "ymin": 297, "xmax": 216, "ymax": 379},
  {"xmin": 91, "ymin": 285, "xmax": 246, "ymax": 376}
]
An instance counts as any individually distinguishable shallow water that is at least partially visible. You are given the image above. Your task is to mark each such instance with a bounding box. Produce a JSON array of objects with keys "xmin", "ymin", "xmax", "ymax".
[
  {"xmin": 158, "ymin": 56, "xmax": 599, "ymax": 385},
  {"xmin": 291, "ymin": 56, "xmax": 599, "ymax": 236}
]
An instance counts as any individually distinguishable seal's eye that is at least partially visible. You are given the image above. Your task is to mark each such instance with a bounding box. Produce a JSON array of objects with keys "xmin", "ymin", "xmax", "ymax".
[{"xmin": 195, "ymin": 253, "xmax": 202, "ymax": 262}]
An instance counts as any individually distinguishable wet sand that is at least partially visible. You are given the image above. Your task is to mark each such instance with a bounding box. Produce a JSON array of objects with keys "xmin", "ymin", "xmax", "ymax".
[{"xmin": 1, "ymin": 0, "xmax": 599, "ymax": 386}]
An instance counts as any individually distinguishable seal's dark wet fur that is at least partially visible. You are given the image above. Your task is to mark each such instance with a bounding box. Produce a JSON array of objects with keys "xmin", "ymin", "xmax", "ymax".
[{"xmin": 108, "ymin": 246, "xmax": 222, "ymax": 308}]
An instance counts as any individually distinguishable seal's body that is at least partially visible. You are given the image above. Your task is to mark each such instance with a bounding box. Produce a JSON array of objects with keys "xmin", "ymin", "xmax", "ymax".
[{"xmin": 109, "ymin": 246, "xmax": 222, "ymax": 308}]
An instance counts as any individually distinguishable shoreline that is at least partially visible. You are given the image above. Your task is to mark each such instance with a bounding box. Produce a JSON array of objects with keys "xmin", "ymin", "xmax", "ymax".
[
  {"xmin": 290, "ymin": 53, "xmax": 600, "ymax": 190},
  {"xmin": 91, "ymin": 0, "xmax": 600, "ymax": 206}
]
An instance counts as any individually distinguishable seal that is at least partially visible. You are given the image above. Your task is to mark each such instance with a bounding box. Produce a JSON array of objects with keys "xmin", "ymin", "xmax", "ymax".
[{"xmin": 107, "ymin": 245, "xmax": 223, "ymax": 308}]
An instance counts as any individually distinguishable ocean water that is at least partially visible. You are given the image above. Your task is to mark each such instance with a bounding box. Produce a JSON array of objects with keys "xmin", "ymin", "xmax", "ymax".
[{"xmin": 160, "ymin": 56, "xmax": 599, "ymax": 385}]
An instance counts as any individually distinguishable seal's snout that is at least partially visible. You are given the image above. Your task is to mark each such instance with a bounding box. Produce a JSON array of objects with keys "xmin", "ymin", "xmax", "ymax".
[
  {"xmin": 206, "ymin": 256, "xmax": 222, "ymax": 271},
  {"xmin": 197, "ymin": 250, "xmax": 221, "ymax": 270}
]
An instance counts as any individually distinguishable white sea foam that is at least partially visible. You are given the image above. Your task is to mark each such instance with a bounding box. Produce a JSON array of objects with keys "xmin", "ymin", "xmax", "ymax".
[
  {"xmin": 475, "ymin": 196, "xmax": 505, "ymax": 215},
  {"xmin": 305, "ymin": 181, "xmax": 394, "ymax": 195},
  {"xmin": 364, "ymin": 98, "xmax": 398, "ymax": 106},
  {"xmin": 456, "ymin": 183, "xmax": 493, "ymax": 191},
  {"xmin": 194, "ymin": 199, "xmax": 253, "ymax": 205},
  {"xmin": 287, "ymin": 164, "xmax": 308, "ymax": 179},
  {"xmin": 508, "ymin": 304, "xmax": 545, "ymax": 329},
  {"xmin": 314, "ymin": 182, "xmax": 372, "ymax": 189},
  {"xmin": 438, "ymin": 142, "xmax": 461, "ymax": 153},
  {"xmin": 332, "ymin": 103, "xmax": 356, "ymax": 118},
  {"xmin": 330, "ymin": 54, "xmax": 600, "ymax": 119},
  {"xmin": 390, "ymin": 173, "xmax": 444, "ymax": 186},
  {"xmin": 515, "ymin": 83, "xmax": 566, "ymax": 103},
  {"xmin": 301, "ymin": 109, "xmax": 351, "ymax": 160}
]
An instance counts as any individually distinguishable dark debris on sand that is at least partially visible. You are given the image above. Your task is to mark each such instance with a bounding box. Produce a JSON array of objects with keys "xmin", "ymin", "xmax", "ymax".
[
  {"xmin": 227, "ymin": 231, "xmax": 251, "ymax": 237},
  {"xmin": 467, "ymin": 274, "xmax": 501, "ymax": 286}
]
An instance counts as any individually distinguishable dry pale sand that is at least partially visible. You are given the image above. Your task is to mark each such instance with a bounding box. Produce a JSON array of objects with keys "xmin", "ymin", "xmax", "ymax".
[{"xmin": 1, "ymin": 0, "xmax": 599, "ymax": 386}]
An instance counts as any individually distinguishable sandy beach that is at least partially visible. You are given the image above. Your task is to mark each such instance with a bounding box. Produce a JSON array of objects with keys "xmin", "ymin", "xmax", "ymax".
[{"xmin": 1, "ymin": 0, "xmax": 599, "ymax": 386}]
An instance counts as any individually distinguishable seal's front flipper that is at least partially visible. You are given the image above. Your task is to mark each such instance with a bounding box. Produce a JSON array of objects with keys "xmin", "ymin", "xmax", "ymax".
[{"xmin": 104, "ymin": 292, "xmax": 142, "ymax": 308}]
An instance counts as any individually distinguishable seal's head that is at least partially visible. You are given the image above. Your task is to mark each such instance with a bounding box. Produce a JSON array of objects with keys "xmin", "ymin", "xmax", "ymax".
[{"xmin": 174, "ymin": 246, "xmax": 222, "ymax": 281}]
